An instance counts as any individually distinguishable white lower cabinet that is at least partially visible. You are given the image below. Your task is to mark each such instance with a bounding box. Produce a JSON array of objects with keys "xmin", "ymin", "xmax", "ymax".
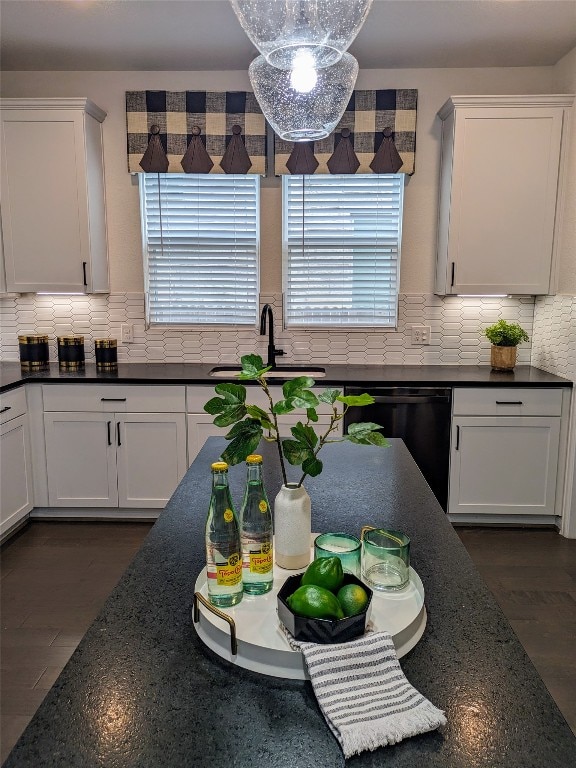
[
  {"xmin": 116, "ymin": 414, "xmax": 187, "ymax": 507},
  {"xmin": 44, "ymin": 413, "xmax": 118, "ymax": 507},
  {"xmin": 42, "ymin": 385, "xmax": 187, "ymax": 509},
  {"xmin": 448, "ymin": 388, "xmax": 563, "ymax": 519},
  {"xmin": 1, "ymin": 413, "xmax": 33, "ymax": 534},
  {"xmin": 186, "ymin": 385, "xmax": 342, "ymax": 466},
  {"xmin": 449, "ymin": 416, "xmax": 560, "ymax": 516},
  {"xmin": 44, "ymin": 412, "xmax": 187, "ymax": 508}
]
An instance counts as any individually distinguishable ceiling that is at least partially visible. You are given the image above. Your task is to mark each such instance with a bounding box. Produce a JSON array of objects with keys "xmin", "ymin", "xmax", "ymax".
[{"xmin": 1, "ymin": 0, "xmax": 575, "ymax": 72}]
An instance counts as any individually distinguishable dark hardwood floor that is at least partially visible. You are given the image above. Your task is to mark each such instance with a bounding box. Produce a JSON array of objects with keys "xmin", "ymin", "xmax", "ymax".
[
  {"xmin": 0, "ymin": 521, "xmax": 154, "ymax": 763},
  {"xmin": 457, "ymin": 527, "xmax": 576, "ymax": 738},
  {"xmin": 1, "ymin": 522, "xmax": 575, "ymax": 762}
]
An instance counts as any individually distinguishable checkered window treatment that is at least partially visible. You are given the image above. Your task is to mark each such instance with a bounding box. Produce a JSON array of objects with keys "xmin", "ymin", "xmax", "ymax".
[
  {"xmin": 126, "ymin": 91, "xmax": 267, "ymax": 174},
  {"xmin": 126, "ymin": 89, "xmax": 417, "ymax": 176},
  {"xmin": 275, "ymin": 89, "xmax": 417, "ymax": 175}
]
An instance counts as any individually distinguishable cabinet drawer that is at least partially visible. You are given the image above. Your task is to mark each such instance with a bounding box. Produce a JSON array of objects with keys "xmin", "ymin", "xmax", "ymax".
[
  {"xmin": 186, "ymin": 384, "xmax": 335, "ymax": 417},
  {"xmin": 42, "ymin": 385, "xmax": 186, "ymax": 413},
  {"xmin": 0, "ymin": 387, "xmax": 27, "ymax": 424},
  {"xmin": 187, "ymin": 384, "xmax": 268, "ymax": 412},
  {"xmin": 453, "ymin": 388, "xmax": 563, "ymax": 417}
]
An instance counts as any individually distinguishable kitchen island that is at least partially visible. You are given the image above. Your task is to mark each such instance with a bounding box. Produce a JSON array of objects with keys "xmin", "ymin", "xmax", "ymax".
[{"xmin": 4, "ymin": 438, "xmax": 576, "ymax": 767}]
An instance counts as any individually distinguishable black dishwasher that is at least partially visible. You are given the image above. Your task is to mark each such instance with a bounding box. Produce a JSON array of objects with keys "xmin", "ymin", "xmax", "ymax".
[{"xmin": 344, "ymin": 387, "xmax": 452, "ymax": 511}]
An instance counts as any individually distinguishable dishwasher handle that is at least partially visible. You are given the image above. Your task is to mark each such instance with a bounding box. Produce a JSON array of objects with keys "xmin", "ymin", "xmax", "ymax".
[{"xmin": 369, "ymin": 394, "xmax": 451, "ymax": 405}]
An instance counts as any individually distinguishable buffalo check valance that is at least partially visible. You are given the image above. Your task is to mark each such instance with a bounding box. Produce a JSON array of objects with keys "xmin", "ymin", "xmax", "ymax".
[
  {"xmin": 126, "ymin": 91, "xmax": 267, "ymax": 174},
  {"xmin": 274, "ymin": 89, "xmax": 417, "ymax": 175}
]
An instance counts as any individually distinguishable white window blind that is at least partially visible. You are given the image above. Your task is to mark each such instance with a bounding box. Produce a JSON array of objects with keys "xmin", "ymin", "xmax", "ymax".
[
  {"xmin": 139, "ymin": 174, "xmax": 259, "ymax": 325},
  {"xmin": 283, "ymin": 174, "xmax": 404, "ymax": 327}
]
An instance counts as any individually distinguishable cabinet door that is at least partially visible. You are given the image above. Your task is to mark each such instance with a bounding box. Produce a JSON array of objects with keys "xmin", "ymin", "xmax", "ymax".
[
  {"xmin": 1, "ymin": 415, "xmax": 33, "ymax": 534},
  {"xmin": 1, "ymin": 110, "xmax": 89, "ymax": 292},
  {"xmin": 44, "ymin": 412, "xmax": 118, "ymax": 507},
  {"xmin": 116, "ymin": 413, "xmax": 187, "ymax": 508},
  {"xmin": 187, "ymin": 414, "xmax": 225, "ymax": 466},
  {"xmin": 186, "ymin": 414, "xmax": 341, "ymax": 467},
  {"xmin": 448, "ymin": 108, "xmax": 563, "ymax": 294},
  {"xmin": 449, "ymin": 416, "xmax": 560, "ymax": 516},
  {"xmin": 0, "ymin": 102, "xmax": 108, "ymax": 293}
]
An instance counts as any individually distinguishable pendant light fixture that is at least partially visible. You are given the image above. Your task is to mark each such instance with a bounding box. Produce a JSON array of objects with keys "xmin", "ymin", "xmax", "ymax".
[
  {"xmin": 231, "ymin": 0, "xmax": 373, "ymax": 141},
  {"xmin": 230, "ymin": 0, "xmax": 372, "ymax": 70},
  {"xmin": 249, "ymin": 52, "xmax": 358, "ymax": 142}
]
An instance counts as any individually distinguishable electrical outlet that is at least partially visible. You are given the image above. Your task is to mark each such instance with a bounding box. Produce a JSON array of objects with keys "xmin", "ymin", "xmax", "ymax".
[
  {"xmin": 411, "ymin": 325, "xmax": 431, "ymax": 345},
  {"xmin": 121, "ymin": 324, "xmax": 134, "ymax": 344}
]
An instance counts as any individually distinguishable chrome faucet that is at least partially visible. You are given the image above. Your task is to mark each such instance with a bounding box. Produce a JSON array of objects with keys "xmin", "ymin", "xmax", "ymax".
[{"xmin": 259, "ymin": 304, "xmax": 284, "ymax": 369}]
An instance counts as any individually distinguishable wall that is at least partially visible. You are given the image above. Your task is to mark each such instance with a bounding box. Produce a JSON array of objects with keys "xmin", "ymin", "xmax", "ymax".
[
  {"xmin": 531, "ymin": 46, "xmax": 576, "ymax": 536},
  {"xmin": 0, "ymin": 292, "xmax": 535, "ymax": 366},
  {"xmin": 0, "ymin": 66, "xmax": 554, "ymax": 294},
  {"xmin": 0, "ymin": 65, "xmax": 554, "ymax": 365},
  {"xmin": 551, "ymin": 45, "xmax": 576, "ymax": 295}
]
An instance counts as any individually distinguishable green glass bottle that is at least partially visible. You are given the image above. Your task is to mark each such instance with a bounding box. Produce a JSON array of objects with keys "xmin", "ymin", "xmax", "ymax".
[
  {"xmin": 205, "ymin": 461, "xmax": 243, "ymax": 607},
  {"xmin": 240, "ymin": 454, "xmax": 273, "ymax": 595}
]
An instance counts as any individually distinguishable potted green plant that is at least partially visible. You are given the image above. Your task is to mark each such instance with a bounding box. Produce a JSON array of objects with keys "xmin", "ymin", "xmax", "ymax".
[
  {"xmin": 483, "ymin": 320, "xmax": 529, "ymax": 371},
  {"xmin": 204, "ymin": 354, "xmax": 387, "ymax": 569}
]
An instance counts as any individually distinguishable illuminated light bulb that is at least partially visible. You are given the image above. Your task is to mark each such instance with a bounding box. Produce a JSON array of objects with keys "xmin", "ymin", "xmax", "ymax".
[{"xmin": 290, "ymin": 50, "xmax": 318, "ymax": 93}]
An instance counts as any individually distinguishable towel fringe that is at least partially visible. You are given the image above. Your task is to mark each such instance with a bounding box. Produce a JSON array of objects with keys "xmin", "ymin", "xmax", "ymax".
[{"xmin": 339, "ymin": 702, "xmax": 447, "ymax": 758}]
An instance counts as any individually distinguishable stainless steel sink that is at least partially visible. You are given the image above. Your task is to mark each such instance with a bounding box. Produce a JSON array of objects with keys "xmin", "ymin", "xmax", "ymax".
[{"xmin": 209, "ymin": 366, "xmax": 326, "ymax": 379}]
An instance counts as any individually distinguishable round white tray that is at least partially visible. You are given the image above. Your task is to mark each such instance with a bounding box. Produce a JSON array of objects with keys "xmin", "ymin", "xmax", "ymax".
[{"xmin": 192, "ymin": 561, "xmax": 427, "ymax": 680}]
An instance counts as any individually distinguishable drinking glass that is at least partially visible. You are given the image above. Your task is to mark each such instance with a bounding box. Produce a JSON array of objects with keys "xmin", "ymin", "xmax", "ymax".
[
  {"xmin": 314, "ymin": 532, "xmax": 361, "ymax": 577},
  {"xmin": 361, "ymin": 527, "xmax": 410, "ymax": 591}
]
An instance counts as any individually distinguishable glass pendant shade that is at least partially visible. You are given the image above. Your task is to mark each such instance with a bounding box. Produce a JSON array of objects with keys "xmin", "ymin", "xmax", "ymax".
[
  {"xmin": 249, "ymin": 52, "xmax": 358, "ymax": 142},
  {"xmin": 230, "ymin": 0, "xmax": 373, "ymax": 70}
]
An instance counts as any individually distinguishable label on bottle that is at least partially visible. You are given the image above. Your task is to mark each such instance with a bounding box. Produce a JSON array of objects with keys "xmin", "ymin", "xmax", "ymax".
[
  {"xmin": 223, "ymin": 508, "xmax": 234, "ymax": 523},
  {"xmin": 259, "ymin": 500, "xmax": 268, "ymax": 513},
  {"xmin": 216, "ymin": 553, "xmax": 242, "ymax": 586},
  {"xmin": 249, "ymin": 543, "xmax": 273, "ymax": 574}
]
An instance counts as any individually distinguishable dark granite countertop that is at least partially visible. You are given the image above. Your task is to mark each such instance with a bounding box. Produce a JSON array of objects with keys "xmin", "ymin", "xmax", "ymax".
[
  {"xmin": 4, "ymin": 438, "xmax": 575, "ymax": 767},
  {"xmin": 0, "ymin": 361, "xmax": 571, "ymax": 393}
]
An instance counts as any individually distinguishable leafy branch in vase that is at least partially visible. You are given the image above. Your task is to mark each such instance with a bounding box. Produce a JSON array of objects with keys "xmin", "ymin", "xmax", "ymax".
[{"xmin": 203, "ymin": 354, "xmax": 388, "ymax": 487}]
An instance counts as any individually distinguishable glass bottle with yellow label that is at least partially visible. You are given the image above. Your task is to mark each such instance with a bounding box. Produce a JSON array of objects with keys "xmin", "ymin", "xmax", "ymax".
[
  {"xmin": 205, "ymin": 462, "xmax": 243, "ymax": 607},
  {"xmin": 240, "ymin": 454, "xmax": 273, "ymax": 595}
]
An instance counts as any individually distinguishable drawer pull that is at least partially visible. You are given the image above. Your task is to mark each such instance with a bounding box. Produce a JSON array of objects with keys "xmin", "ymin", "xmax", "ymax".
[
  {"xmin": 495, "ymin": 401, "xmax": 523, "ymax": 405},
  {"xmin": 117, "ymin": 422, "xmax": 122, "ymax": 446},
  {"xmin": 107, "ymin": 420, "xmax": 112, "ymax": 446},
  {"xmin": 101, "ymin": 398, "xmax": 127, "ymax": 402},
  {"xmin": 0, "ymin": 406, "xmax": 11, "ymax": 414}
]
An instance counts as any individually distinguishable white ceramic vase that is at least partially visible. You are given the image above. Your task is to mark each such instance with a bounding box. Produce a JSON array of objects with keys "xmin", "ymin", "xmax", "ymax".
[{"xmin": 274, "ymin": 483, "xmax": 311, "ymax": 570}]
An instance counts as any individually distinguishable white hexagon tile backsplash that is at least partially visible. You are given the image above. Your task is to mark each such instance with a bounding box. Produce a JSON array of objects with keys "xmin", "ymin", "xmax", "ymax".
[
  {"xmin": 0, "ymin": 292, "xmax": 536, "ymax": 366},
  {"xmin": 532, "ymin": 295, "xmax": 576, "ymax": 381}
]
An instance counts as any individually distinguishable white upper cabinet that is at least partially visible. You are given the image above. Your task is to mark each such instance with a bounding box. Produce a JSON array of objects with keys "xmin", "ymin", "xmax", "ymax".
[
  {"xmin": 0, "ymin": 98, "xmax": 109, "ymax": 293},
  {"xmin": 435, "ymin": 95, "xmax": 573, "ymax": 296}
]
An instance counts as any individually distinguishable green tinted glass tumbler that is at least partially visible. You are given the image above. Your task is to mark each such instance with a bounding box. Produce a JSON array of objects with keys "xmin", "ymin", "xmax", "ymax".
[
  {"xmin": 361, "ymin": 528, "xmax": 410, "ymax": 591},
  {"xmin": 314, "ymin": 532, "xmax": 361, "ymax": 577}
]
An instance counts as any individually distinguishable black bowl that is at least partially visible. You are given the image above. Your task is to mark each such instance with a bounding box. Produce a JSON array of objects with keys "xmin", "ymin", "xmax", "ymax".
[{"xmin": 277, "ymin": 573, "xmax": 373, "ymax": 644}]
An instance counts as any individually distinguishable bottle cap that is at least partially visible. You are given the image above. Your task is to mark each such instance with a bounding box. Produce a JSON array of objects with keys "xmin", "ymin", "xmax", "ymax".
[
  {"xmin": 246, "ymin": 454, "xmax": 263, "ymax": 464},
  {"xmin": 211, "ymin": 461, "xmax": 228, "ymax": 471}
]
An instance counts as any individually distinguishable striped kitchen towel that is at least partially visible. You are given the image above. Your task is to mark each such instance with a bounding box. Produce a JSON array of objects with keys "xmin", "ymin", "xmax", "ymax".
[{"xmin": 284, "ymin": 629, "xmax": 446, "ymax": 759}]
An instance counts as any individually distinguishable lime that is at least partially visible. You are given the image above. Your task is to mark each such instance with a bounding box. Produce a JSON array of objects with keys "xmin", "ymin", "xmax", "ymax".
[
  {"xmin": 286, "ymin": 584, "xmax": 345, "ymax": 620},
  {"xmin": 336, "ymin": 584, "xmax": 369, "ymax": 617},
  {"xmin": 301, "ymin": 556, "xmax": 344, "ymax": 592}
]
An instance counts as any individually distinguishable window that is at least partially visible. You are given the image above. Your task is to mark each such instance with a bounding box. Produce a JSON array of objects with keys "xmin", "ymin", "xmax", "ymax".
[
  {"xmin": 139, "ymin": 174, "xmax": 259, "ymax": 325},
  {"xmin": 283, "ymin": 174, "xmax": 404, "ymax": 328}
]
